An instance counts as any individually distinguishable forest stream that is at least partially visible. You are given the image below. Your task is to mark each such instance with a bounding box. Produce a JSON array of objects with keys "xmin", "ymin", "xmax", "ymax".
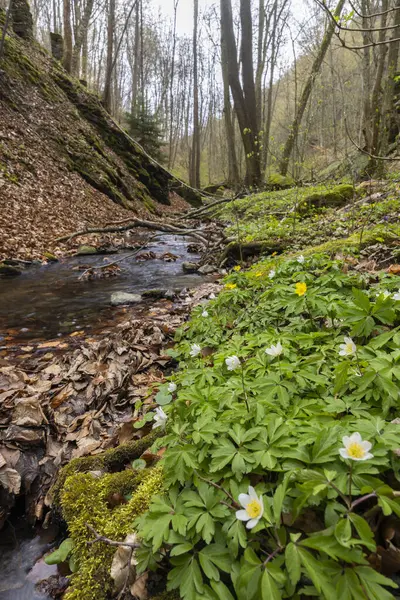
[
  {"xmin": 0, "ymin": 234, "xmax": 211, "ymax": 600},
  {"xmin": 0, "ymin": 235, "xmax": 206, "ymax": 341}
]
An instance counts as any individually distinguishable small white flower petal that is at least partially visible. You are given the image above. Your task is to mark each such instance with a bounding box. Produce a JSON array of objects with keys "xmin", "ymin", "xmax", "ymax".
[
  {"xmin": 238, "ymin": 493, "xmax": 250, "ymax": 508},
  {"xmin": 361, "ymin": 440, "xmax": 372, "ymax": 452},
  {"xmin": 349, "ymin": 432, "xmax": 362, "ymax": 444},
  {"xmin": 235, "ymin": 510, "xmax": 249, "ymax": 521},
  {"xmin": 339, "ymin": 448, "xmax": 349, "ymax": 459},
  {"xmin": 246, "ymin": 518, "xmax": 260, "ymax": 530},
  {"xmin": 248, "ymin": 486, "xmax": 258, "ymax": 501}
]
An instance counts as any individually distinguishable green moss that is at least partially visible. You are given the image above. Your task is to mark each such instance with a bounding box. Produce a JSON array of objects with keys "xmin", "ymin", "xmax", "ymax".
[
  {"xmin": 302, "ymin": 184, "xmax": 354, "ymax": 211},
  {"xmin": 51, "ymin": 431, "xmax": 161, "ymax": 508},
  {"xmin": 266, "ymin": 173, "xmax": 296, "ymax": 189},
  {"xmin": 61, "ymin": 466, "xmax": 163, "ymax": 600}
]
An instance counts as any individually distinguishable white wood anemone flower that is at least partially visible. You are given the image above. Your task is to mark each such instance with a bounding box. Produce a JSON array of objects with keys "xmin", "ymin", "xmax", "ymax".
[
  {"xmin": 268, "ymin": 269, "xmax": 276, "ymax": 279},
  {"xmin": 265, "ymin": 342, "xmax": 283, "ymax": 358},
  {"xmin": 209, "ymin": 293, "xmax": 216, "ymax": 299},
  {"xmin": 168, "ymin": 382, "xmax": 177, "ymax": 393},
  {"xmin": 393, "ymin": 289, "xmax": 400, "ymax": 301},
  {"xmin": 236, "ymin": 486, "xmax": 264, "ymax": 529},
  {"xmin": 339, "ymin": 336, "xmax": 357, "ymax": 356},
  {"xmin": 190, "ymin": 343, "xmax": 201, "ymax": 357},
  {"xmin": 225, "ymin": 355, "xmax": 241, "ymax": 371},
  {"xmin": 202, "ymin": 310, "xmax": 209, "ymax": 317},
  {"xmin": 153, "ymin": 407, "xmax": 167, "ymax": 430},
  {"xmin": 297, "ymin": 255, "xmax": 305, "ymax": 264},
  {"xmin": 339, "ymin": 432, "xmax": 373, "ymax": 461}
]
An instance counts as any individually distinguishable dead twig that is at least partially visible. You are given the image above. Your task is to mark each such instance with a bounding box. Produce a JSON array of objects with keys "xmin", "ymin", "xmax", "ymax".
[
  {"xmin": 77, "ymin": 234, "xmax": 160, "ymax": 280},
  {"xmin": 86, "ymin": 524, "xmax": 141, "ymax": 549}
]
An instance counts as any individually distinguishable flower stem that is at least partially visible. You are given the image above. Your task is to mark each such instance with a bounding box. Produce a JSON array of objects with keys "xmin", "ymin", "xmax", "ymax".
[
  {"xmin": 240, "ymin": 365, "xmax": 250, "ymax": 412},
  {"xmin": 348, "ymin": 462, "xmax": 353, "ymax": 501}
]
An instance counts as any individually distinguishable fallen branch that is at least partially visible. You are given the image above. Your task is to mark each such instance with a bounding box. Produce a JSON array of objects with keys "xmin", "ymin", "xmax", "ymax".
[
  {"xmin": 77, "ymin": 234, "xmax": 160, "ymax": 280},
  {"xmin": 184, "ymin": 192, "xmax": 244, "ymax": 220},
  {"xmin": 55, "ymin": 217, "xmax": 209, "ymax": 245},
  {"xmin": 86, "ymin": 524, "xmax": 141, "ymax": 549}
]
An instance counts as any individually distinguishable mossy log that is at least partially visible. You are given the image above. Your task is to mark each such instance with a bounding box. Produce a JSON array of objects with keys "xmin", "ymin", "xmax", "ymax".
[
  {"xmin": 61, "ymin": 465, "xmax": 164, "ymax": 600},
  {"xmin": 50, "ymin": 430, "xmax": 161, "ymax": 508},
  {"xmin": 299, "ymin": 184, "xmax": 355, "ymax": 213},
  {"xmin": 220, "ymin": 240, "xmax": 286, "ymax": 262}
]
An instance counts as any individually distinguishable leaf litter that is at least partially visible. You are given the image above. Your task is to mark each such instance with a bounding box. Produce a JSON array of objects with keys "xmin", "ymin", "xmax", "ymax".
[{"xmin": 0, "ymin": 282, "xmax": 221, "ymax": 529}]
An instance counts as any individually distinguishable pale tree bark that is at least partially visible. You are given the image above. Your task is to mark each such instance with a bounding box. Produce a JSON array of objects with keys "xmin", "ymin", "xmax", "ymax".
[
  {"xmin": 221, "ymin": 17, "xmax": 239, "ymax": 185},
  {"xmin": 279, "ymin": 0, "xmax": 345, "ymax": 176},
  {"xmin": 220, "ymin": 0, "xmax": 262, "ymax": 186},
  {"xmin": 62, "ymin": 0, "xmax": 73, "ymax": 73},
  {"xmin": 168, "ymin": 0, "xmax": 179, "ymax": 169},
  {"xmin": 190, "ymin": 0, "xmax": 201, "ymax": 188},
  {"xmin": 368, "ymin": 0, "xmax": 389, "ymax": 166},
  {"xmin": 103, "ymin": 0, "xmax": 115, "ymax": 112},
  {"xmin": 71, "ymin": 0, "xmax": 94, "ymax": 77},
  {"xmin": 131, "ymin": 0, "xmax": 140, "ymax": 116}
]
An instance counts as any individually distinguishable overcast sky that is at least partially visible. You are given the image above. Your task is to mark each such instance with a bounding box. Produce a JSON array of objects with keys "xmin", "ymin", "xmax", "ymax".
[
  {"xmin": 157, "ymin": 0, "xmax": 214, "ymax": 35},
  {"xmin": 156, "ymin": 0, "xmax": 308, "ymax": 37}
]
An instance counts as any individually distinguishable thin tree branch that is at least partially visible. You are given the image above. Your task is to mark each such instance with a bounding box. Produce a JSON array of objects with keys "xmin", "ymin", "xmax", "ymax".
[
  {"xmin": 345, "ymin": 118, "xmax": 400, "ymax": 161},
  {"xmin": 86, "ymin": 524, "xmax": 141, "ymax": 548}
]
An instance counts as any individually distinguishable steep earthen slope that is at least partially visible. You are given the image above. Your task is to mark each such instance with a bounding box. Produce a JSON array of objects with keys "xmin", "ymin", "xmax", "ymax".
[{"xmin": 0, "ymin": 13, "xmax": 195, "ymax": 260}]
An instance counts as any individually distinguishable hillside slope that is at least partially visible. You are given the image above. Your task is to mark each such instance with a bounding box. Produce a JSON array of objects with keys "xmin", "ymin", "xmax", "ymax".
[{"xmin": 0, "ymin": 12, "xmax": 194, "ymax": 261}]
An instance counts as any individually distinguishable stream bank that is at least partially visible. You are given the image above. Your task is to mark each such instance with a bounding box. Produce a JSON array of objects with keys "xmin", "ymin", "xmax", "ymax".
[{"xmin": 0, "ymin": 233, "xmax": 221, "ymax": 599}]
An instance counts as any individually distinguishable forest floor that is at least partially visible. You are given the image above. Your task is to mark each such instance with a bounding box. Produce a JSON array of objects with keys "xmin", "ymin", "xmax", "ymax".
[{"xmin": 3, "ymin": 178, "xmax": 400, "ymax": 599}]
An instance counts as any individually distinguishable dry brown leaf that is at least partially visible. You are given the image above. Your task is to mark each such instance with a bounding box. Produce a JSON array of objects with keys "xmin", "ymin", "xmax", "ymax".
[
  {"xmin": 0, "ymin": 467, "xmax": 21, "ymax": 494},
  {"xmin": 110, "ymin": 534, "xmax": 138, "ymax": 593},
  {"xmin": 130, "ymin": 572, "xmax": 149, "ymax": 599}
]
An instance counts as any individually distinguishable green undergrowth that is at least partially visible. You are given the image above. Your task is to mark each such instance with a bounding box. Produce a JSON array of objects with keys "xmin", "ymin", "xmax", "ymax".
[
  {"xmin": 134, "ymin": 252, "xmax": 400, "ymax": 600},
  {"xmin": 218, "ymin": 180, "xmax": 400, "ymax": 254}
]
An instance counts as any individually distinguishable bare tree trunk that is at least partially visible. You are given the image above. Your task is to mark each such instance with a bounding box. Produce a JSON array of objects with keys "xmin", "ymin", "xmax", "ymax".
[
  {"xmin": 62, "ymin": 0, "xmax": 73, "ymax": 73},
  {"xmin": 168, "ymin": 0, "xmax": 179, "ymax": 169},
  {"xmin": 220, "ymin": 0, "xmax": 262, "ymax": 186},
  {"xmin": 103, "ymin": 0, "xmax": 115, "ymax": 112},
  {"xmin": 279, "ymin": 0, "xmax": 345, "ymax": 176},
  {"xmin": 71, "ymin": 0, "xmax": 94, "ymax": 77},
  {"xmin": 221, "ymin": 18, "xmax": 239, "ymax": 186},
  {"xmin": 364, "ymin": 0, "xmax": 389, "ymax": 175},
  {"xmin": 190, "ymin": 0, "xmax": 201, "ymax": 188},
  {"xmin": 131, "ymin": 1, "xmax": 140, "ymax": 116},
  {"xmin": 378, "ymin": 0, "xmax": 400, "ymax": 163}
]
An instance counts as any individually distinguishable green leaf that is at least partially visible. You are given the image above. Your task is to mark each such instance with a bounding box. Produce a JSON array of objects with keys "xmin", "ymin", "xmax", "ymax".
[
  {"xmin": 348, "ymin": 513, "xmax": 376, "ymax": 552},
  {"xmin": 131, "ymin": 458, "xmax": 147, "ymax": 470},
  {"xmin": 285, "ymin": 542, "xmax": 301, "ymax": 586},
  {"xmin": 44, "ymin": 538, "xmax": 74, "ymax": 565},
  {"xmin": 260, "ymin": 568, "xmax": 282, "ymax": 600},
  {"xmin": 334, "ymin": 517, "xmax": 352, "ymax": 545},
  {"xmin": 155, "ymin": 390, "xmax": 173, "ymax": 406},
  {"xmin": 210, "ymin": 580, "xmax": 235, "ymax": 600},
  {"xmin": 352, "ymin": 288, "xmax": 371, "ymax": 313}
]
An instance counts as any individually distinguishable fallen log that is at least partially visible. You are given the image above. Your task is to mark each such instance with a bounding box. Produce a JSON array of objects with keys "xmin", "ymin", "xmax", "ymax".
[{"xmin": 55, "ymin": 217, "xmax": 210, "ymax": 245}]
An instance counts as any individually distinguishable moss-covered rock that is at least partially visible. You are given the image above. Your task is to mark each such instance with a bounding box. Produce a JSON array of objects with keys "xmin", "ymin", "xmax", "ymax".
[
  {"xmin": 61, "ymin": 465, "xmax": 163, "ymax": 600},
  {"xmin": 301, "ymin": 184, "xmax": 354, "ymax": 212},
  {"xmin": 266, "ymin": 173, "xmax": 296, "ymax": 190}
]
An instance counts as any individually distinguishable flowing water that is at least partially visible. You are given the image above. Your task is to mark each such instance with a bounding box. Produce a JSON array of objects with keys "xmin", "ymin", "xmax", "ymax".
[
  {"xmin": 0, "ymin": 235, "xmax": 208, "ymax": 598},
  {"xmin": 0, "ymin": 235, "xmax": 205, "ymax": 341}
]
